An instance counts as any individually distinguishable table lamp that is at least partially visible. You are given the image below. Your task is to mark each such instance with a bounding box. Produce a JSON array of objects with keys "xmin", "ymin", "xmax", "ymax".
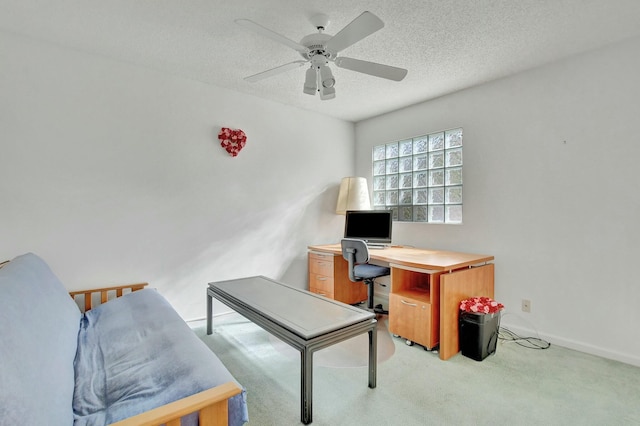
[{"xmin": 335, "ymin": 177, "xmax": 371, "ymax": 214}]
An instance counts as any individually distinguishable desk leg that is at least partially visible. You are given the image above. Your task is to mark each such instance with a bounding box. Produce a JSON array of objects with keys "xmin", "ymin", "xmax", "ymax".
[
  {"xmin": 301, "ymin": 347, "xmax": 313, "ymax": 424},
  {"xmin": 439, "ymin": 264, "xmax": 494, "ymax": 360},
  {"xmin": 368, "ymin": 325, "xmax": 377, "ymax": 388},
  {"xmin": 206, "ymin": 293, "xmax": 213, "ymax": 335}
]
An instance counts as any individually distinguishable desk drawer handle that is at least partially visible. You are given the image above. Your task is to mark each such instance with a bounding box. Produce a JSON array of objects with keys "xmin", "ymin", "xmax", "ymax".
[
  {"xmin": 317, "ymin": 277, "xmax": 328, "ymax": 281},
  {"xmin": 400, "ymin": 299, "xmax": 417, "ymax": 307}
]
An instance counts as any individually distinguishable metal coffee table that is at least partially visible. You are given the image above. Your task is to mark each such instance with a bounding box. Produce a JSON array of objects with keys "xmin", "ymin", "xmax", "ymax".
[{"xmin": 206, "ymin": 276, "xmax": 377, "ymax": 424}]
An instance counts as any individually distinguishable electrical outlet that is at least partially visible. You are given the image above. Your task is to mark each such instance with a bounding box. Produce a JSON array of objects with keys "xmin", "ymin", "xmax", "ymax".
[{"xmin": 522, "ymin": 299, "xmax": 531, "ymax": 313}]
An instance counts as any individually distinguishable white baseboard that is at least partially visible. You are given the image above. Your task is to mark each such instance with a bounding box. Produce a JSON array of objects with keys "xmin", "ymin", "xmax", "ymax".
[{"xmin": 500, "ymin": 321, "xmax": 640, "ymax": 368}]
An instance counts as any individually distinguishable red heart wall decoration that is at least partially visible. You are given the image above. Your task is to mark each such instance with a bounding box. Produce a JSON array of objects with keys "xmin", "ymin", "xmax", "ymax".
[{"xmin": 218, "ymin": 127, "xmax": 247, "ymax": 157}]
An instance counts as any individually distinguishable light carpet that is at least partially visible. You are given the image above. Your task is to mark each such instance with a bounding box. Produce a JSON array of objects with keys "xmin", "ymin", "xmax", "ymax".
[{"xmin": 194, "ymin": 313, "xmax": 640, "ymax": 425}]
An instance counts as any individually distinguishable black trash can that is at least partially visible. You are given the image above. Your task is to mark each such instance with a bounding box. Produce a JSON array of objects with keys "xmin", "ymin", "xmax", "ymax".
[{"xmin": 459, "ymin": 311, "xmax": 500, "ymax": 361}]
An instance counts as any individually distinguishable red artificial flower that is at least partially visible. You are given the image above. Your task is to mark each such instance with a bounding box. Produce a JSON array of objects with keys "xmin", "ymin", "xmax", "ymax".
[
  {"xmin": 218, "ymin": 127, "xmax": 247, "ymax": 157},
  {"xmin": 459, "ymin": 296, "xmax": 504, "ymax": 314}
]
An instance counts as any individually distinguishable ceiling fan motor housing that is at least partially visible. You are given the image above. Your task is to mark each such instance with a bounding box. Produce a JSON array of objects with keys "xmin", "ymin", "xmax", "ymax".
[{"xmin": 299, "ymin": 33, "xmax": 334, "ymax": 60}]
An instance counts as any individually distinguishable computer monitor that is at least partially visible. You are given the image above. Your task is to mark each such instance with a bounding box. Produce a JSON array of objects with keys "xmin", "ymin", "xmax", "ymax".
[{"xmin": 343, "ymin": 210, "xmax": 393, "ymax": 245}]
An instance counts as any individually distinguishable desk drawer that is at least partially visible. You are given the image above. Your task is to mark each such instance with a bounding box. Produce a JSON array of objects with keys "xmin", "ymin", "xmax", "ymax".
[
  {"xmin": 309, "ymin": 253, "xmax": 335, "ymax": 276},
  {"xmin": 309, "ymin": 287, "xmax": 334, "ymax": 299},
  {"xmin": 389, "ymin": 293, "xmax": 436, "ymax": 349},
  {"xmin": 309, "ymin": 273, "xmax": 333, "ymax": 295}
]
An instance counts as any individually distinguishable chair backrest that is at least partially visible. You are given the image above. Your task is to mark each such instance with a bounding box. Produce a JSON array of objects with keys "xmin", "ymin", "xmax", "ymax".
[{"xmin": 341, "ymin": 238, "xmax": 370, "ymax": 282}]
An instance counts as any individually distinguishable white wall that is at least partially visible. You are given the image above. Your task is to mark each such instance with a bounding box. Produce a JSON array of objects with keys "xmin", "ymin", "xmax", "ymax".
[
  {"xmin": 0, "ymin": 32, "xmax": 352, "ymax": 320},
  {"xmin": 355, "ymin": 36, "xmax": 640, "ymax": 366},
  {"xmin": 4, "ymin": 29, "xmax": 639, "ymax": 367}
]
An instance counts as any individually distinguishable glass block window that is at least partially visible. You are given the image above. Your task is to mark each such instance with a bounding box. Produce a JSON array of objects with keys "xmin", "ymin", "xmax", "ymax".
[{"xmin": 372, "ymin": 128, "xmax": 463, "ymax": 224}]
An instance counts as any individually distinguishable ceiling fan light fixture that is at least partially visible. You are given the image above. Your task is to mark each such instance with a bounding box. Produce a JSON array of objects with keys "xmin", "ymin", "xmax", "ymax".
[
  {"xmin": 320, "ymin": 85, "xmax": 335, "ymax": 100},
  {"xmin": 319, "ymin": 64, "xmax": 335, "ymax": 88},
  {"xmin": 303, "ymin": 67, "xmax": 317, "ymax": 95}
]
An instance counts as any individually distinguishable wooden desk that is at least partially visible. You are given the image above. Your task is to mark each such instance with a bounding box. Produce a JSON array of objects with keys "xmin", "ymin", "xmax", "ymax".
[{"xmin": 308, "ymin": 244, "xmax": 494, "ymax": 360}]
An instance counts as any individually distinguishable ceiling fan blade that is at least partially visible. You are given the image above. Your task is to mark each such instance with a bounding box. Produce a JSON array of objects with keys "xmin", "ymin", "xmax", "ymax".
[
  {"xmin": 236, "ymin": 19, "xmax": 309, "ymax": 54},
  {"xmin": 334, "ymin": 57, "xmax": 407, "ymax": 81},
  {"xmin": 244, "ymin": 60, "xmax": 308, "ymax": 83},
  {"xmin": 325, "ymin": 11, "xmax": 384, "ymax": 53}
]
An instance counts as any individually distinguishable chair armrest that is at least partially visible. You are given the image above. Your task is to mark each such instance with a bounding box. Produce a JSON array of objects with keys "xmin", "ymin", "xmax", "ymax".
[
  {"xmin": 109, "ymin": 381, "xmax": 242, "ymax": 426},
  {"xmin": 69, "ymin": 283, "xmax": 148, "ymax": 312}
]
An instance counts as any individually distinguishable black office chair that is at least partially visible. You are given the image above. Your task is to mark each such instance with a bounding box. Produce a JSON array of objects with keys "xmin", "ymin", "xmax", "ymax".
[{"xmin": 341, "ymin": 238, "xmax": 390, "ymax": 315}]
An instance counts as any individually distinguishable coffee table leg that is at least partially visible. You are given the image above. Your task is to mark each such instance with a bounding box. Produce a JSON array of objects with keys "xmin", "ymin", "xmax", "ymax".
[
  {"xmin": 206, "ymin": 293, "xmax": 213, "ymax": 335},
  {"xmin": 368, "ymin": 325, "xmax": 377, "ymax": 388},
  {"xmin": 301, "ymin": 347, "xmax": 313, "ymax": 424}
]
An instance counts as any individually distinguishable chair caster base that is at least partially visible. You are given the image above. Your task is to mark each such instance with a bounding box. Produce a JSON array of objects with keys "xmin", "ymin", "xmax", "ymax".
[{"xmin": 372, "ymin": 304, "xmax": 388, "ymax": 315}]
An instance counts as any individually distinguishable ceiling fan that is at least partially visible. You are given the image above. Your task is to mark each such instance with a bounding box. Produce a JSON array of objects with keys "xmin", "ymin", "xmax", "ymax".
[{"xmin": 235, "ymin": 11, "xmax": 408, "ymax": 100}]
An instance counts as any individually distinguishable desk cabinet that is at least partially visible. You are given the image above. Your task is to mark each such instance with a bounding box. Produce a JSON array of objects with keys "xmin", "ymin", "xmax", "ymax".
[
  {"xmin": 308, "ymin": 252, "xmax": 367, "ymax": 304},
  {"xmin": 388, "ymin": 268, "xmax": 440, "ymax": 350}
]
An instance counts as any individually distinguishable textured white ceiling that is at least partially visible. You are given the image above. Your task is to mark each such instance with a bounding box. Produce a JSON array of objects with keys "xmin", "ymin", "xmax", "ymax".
[{"xmin": 2, "ymin": 0, "xmax": 640, "ymax": 122}]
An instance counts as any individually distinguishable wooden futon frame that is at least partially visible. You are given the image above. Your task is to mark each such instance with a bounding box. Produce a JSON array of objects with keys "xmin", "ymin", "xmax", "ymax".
[
  {"xmin": 0, "ymin": 256, "xmax": 241, "ymax": 426},
  {"xmin": 69, "ymin": 283, "xmax": 241, "ymax": 426}
]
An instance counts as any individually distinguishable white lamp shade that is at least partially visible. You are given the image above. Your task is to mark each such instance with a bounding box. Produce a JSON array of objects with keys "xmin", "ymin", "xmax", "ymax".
[{"xmin": 336, "ymin": 177, "xmax": 371, "ymax": 214}]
